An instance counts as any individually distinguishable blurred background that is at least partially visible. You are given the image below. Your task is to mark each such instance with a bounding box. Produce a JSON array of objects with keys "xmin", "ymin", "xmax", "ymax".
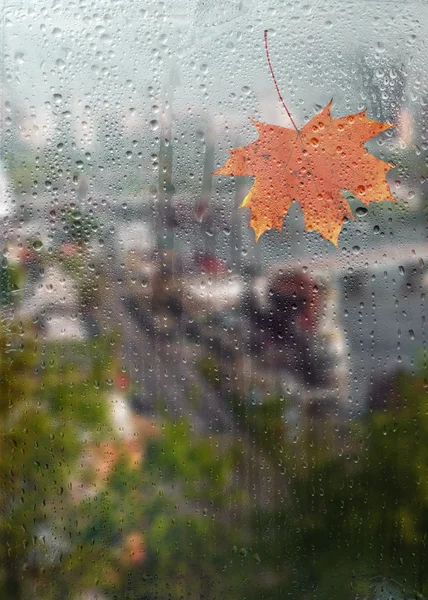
[{"xmin": 1, "ymin": 0, "xmax": 428, "ymax": 598}]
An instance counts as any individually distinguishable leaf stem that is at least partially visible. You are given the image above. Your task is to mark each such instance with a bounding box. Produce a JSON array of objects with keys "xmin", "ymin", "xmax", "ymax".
[{"xmin": 264, "ymin": 30, "xmax": 299, "ymax": 132}]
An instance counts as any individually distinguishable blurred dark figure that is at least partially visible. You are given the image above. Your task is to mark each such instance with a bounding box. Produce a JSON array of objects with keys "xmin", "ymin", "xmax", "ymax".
[{"xmin": 249, "ymin": 270, "xmax": 331, "ymax": 387}]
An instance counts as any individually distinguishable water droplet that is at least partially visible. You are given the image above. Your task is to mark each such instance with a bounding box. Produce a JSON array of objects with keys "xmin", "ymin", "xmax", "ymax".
[
  {"xmin": 376, "ymin": 41, "xmax": 385, "ymax": 54},
  {"xmin": 32, "ymin": 239, "xmax": 43, "ymax": 251},
  {"xmin": 356, "ymin": 206, "xmax": 368, "ymax": 216}
]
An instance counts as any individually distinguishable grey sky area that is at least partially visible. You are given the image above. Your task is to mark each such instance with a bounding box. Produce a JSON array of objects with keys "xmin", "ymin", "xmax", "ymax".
[{"xmin": 4, "ymin": 0, "xmax": 427, "ymax": 120}]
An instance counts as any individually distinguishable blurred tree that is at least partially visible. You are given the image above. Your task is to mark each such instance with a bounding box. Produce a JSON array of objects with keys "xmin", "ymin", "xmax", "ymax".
[
  {"xmin": 0, "ymin": 322, "xmax": 146, "ymax": 599},
  {"xmin": 0, "ymin": 319, "xmax": 261, "ymax": 600},
  {"xmin": 248, "ymin": 368, "xmax": 428, "ymax": 600},
  {"xmin": 138, "ymin": 419, "xmax": 257, "ymax": 600}
]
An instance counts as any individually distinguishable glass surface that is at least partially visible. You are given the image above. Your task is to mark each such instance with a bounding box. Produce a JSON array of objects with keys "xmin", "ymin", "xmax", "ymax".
[{"xmin": 1, "ymin": 1, "xmax": 428, "ymax": 598}]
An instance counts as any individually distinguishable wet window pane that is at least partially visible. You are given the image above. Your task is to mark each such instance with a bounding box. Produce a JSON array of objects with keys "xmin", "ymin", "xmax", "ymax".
[{"xmin": 1, "ymin": 1, "xmax": 428, "ymax": 599}]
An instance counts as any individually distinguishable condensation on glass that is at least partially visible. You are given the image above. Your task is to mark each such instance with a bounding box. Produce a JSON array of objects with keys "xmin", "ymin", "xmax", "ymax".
[{"xmin": 0, "ymin": 1, "xmax": 427, "ymax": 599}]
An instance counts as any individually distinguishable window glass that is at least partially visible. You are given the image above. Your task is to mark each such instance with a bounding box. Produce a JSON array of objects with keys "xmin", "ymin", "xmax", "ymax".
[{"xmin": 1, "ymin": 1, "xmax": 428, "ymax": 599}]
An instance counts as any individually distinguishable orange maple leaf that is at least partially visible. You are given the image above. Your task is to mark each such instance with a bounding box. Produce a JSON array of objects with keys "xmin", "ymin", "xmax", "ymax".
[{"xmin": 214, "ymin": 33, "xmax": 396, "ymax": 246}]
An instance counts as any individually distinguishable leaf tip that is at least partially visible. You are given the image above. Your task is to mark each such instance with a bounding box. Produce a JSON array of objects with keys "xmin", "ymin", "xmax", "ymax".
[{"xmin": 251, "ymin": 226, "xmax": 263, "ymax": 243}]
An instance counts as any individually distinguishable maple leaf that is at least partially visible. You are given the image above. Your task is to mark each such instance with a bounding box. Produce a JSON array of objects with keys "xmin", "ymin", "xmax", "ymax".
[{"xmin": 214, "ymin": 33, "xmax": 396, "ymax": 246}]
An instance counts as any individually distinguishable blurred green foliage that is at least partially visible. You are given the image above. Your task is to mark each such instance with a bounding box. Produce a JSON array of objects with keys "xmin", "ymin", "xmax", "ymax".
[
  {"xmin": 197, "ymin": 353, "xmax": 428, "ymax": 599},
  {"xmin": 0, "ymin": 324, "xmax": 127, "ymax": 598},
  {"xmin": 0, "ymin": 259, "xmax": 22, "ymax": 307},
  {"xmin": 2, "ymin": 315, "xmax": 428, "ymax": 599}
]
